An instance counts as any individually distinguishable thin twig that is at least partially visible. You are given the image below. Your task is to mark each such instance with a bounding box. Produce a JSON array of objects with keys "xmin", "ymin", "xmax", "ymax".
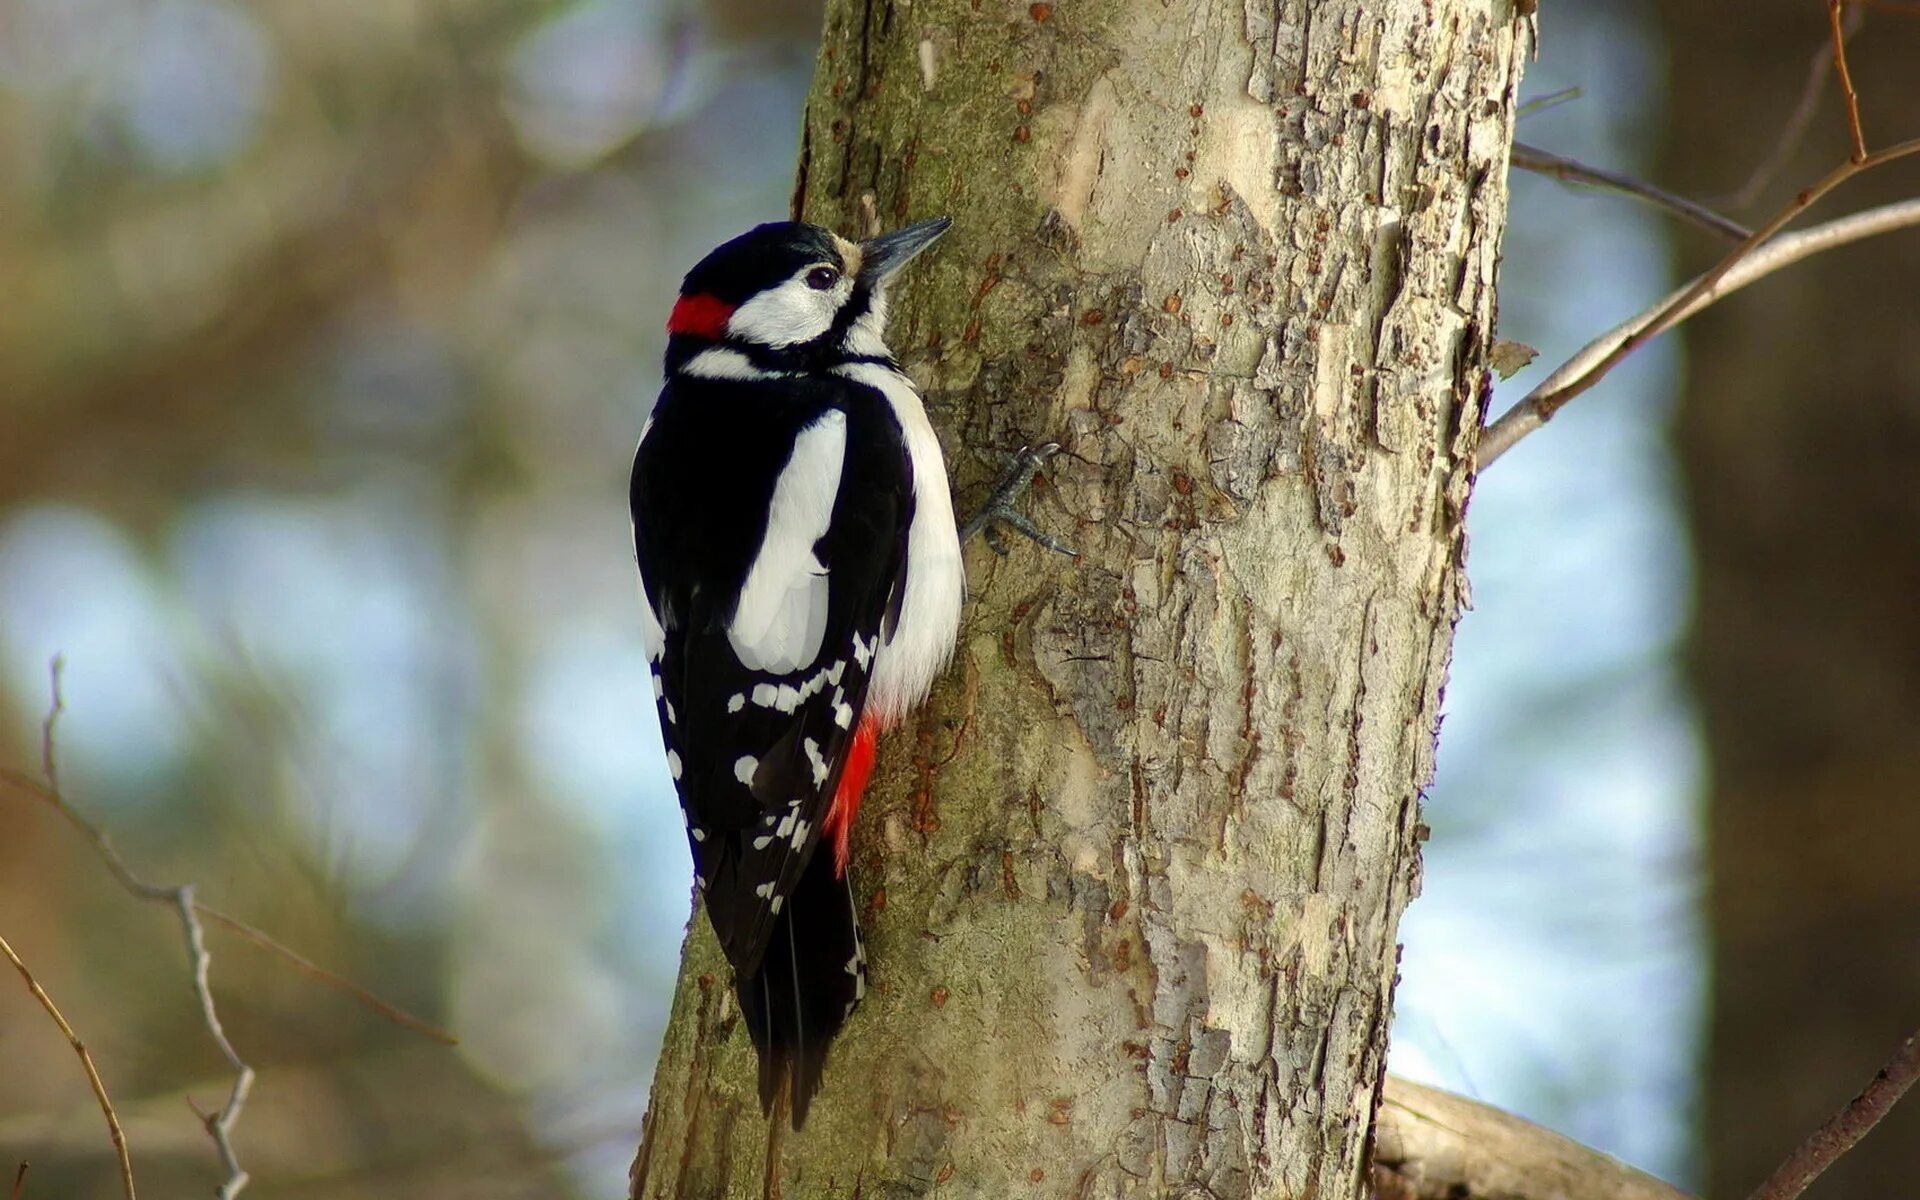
[
  {"xmin": 175, "ymin": 884, "xmax": 254, "ymax": 1199},
  {"xmin": 32, "ymin": 662, "xmax": 249, "ymax": 1197},
  {"xmin": 1743, "ymin": 1028, "xmax": 1920, "ymax": 1200},
  {"xmin": 195, "ymin": 907, "xmax": 457, "ymax": 1045},
  {"xmin": 1515, "ymin": 85, "xmax": 1583, "ymax": 120},
  {"xmin": 0, "ymin": 775, "xmax": 455, "ymax": 1042},
  {"xmin": 1512, "ymin": 141, "xmax": 1752, "ymax": 240},
  {"xmin": 1717, "ymin": 9, "xmax": 1857, "ymax": 209},
  {"xmin": 36, "ymin": 657, "xmax": 63, "ymax": 797},
  {"xmin": 0, "ymin": 662, "xmax": 453, "ymax": 1198},
  {"xmin": 10, "ymin": 1162, "xmax": 25, "ymax": 1200},
  {"xmin": 1828, "ymin": 0, "xmax": 1868, "ymax": 161},
  {"xmin": 0, "ymin": 932, "xmax": 135, "ymax": 1200},
  {"xmin": 1478, "ymin": 140, "xmax": 1920, "ymax": 468}
]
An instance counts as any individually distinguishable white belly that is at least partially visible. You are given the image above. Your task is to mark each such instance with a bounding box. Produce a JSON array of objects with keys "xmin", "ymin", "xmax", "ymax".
[{"xmin": 834, "ymin": 361, "xmax": 965, "ymax": 723}]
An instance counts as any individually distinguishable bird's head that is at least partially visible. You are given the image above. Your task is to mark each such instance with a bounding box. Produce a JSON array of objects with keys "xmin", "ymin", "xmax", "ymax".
[{"xmin": 666, "ymin": 217, "xmax": 950, "ymax": 372}]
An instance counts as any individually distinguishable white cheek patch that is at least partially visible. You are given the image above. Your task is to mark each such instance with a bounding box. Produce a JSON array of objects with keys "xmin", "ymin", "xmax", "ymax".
[
  {"xmin": 729, "ymin": 411, "xmax": 846, "ymax": 673},
  {"xmin": 726, "ymin": 269, "xmax": 854, "ymax": 347}
]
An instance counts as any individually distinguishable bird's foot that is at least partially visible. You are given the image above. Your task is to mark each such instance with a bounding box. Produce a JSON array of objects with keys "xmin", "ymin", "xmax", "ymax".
[{"xmin": 960, "ymin": 442, "xmax": 1076, "ymax": 557}]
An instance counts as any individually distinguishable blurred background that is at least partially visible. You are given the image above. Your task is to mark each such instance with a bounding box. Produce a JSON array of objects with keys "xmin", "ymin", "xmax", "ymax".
[{"xmin": 1, "ymin": 0, "xmax": 1914, "ymax": 1196}]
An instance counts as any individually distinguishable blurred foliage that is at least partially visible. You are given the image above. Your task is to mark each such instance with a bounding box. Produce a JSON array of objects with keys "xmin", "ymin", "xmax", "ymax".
[{"xmin": 0, "ymin": 0, "xmax": 820, "ymax": 1194}]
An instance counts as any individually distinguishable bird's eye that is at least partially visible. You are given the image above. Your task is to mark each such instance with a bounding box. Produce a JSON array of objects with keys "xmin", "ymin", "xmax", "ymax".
[{"xmin": 805, "ymin": 266, "xmax": 840, "ymax": 291}]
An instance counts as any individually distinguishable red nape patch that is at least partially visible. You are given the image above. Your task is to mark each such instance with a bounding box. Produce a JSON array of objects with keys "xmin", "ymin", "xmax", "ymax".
[
  {"xmin": 824, "ymin": 717, "xmax": 880, "ymax": 876},
  {"xmin": 667, "ymin": 293, "xmax": 734, "ymax": 339}
]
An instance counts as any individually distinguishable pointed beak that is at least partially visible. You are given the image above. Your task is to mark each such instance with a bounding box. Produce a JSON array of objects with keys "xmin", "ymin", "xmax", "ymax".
[{"xmin": 859, "ymin": 216, "xmax": 952, "ymax": 284}]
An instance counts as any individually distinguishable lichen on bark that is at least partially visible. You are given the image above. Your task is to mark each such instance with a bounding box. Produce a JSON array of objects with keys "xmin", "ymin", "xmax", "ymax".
[{"xmin": 633, "ymin": 2, "xmax": 1530, "ymax": 1197}]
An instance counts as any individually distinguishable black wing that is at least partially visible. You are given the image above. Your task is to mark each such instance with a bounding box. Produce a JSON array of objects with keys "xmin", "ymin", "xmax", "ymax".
[{"xmin": 631, "ymin": 371, "xmax": 908, "ymax": 977}]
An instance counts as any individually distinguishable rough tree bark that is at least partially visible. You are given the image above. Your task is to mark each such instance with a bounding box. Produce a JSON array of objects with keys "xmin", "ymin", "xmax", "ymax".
[
  {"xmin": 632, "ymin": 1, "xmax": 1530, "ymax": 1196},
  {"xmin": 1659, "ymin": 4, "xmax": 1920, "ymax": 1196}
]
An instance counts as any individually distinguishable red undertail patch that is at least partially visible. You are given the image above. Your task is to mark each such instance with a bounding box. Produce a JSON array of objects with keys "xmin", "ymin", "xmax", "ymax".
[
  {"xmin": 824, "ymin": 717, "xmax": 879, "ymax": 876},
  {"xmin": 667, "ymin": 293, "xmax": 735, "ymax": 339}
]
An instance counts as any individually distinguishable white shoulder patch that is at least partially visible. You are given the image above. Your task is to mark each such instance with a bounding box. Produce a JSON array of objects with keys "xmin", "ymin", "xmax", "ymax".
[
  {"xmin": 729, "ymin": 410, "xmax": 847, "ymax": 673},
  {"xmin": 638, "ymin": 581, "xmax": 666, "ymax": 662},
  {"xmin": 833, "ymin": 361, "xmax": 965, "ymax": 720}
]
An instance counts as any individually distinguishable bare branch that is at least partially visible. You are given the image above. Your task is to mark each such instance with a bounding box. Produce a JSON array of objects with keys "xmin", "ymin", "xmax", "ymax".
[
  {"xmin": 1828, "ymin": 0, "xmax": 1868, "ymax": 162},
  {"xmin": 1, "ymin": 660, "xmax": 456, "ymax": 1197},
  {"xmin": 1479, "ymin": 142, "xmax": 1920, "ymax": 469},
  {"xmin": 195, "ymin": 907, "xmax": 457, "ymax": 1046},
  {"xmin": 1474, "ymin": 0, "xmax": 1903, "ymax": 468},
  {"xmin": 1516, "ymin": 85, "xmax": 1583, "ymax": 119},
  {"xmin": 30, "ymin": 662, "xmax": 251, "ymax": 1196},
  {"xmin": 0, "ymin": 932, "xmax": 136, "ymax": 1200},
  {"xmin": 174, "ymin": 885, "xmax": 254, "ymax": 1199},
  {"xmin": 1377, "ymin": 1034, "xmax": 1919, "ymax": 1200},
  {"xmin": 1742, "ymin": 1028, "xmax": 1920, "ymax": 1200},
  {"xmin": 1718, "ymin": 7, "xmax": 1859, "ymax": 209},
  {"xmin": 1513, "ymin": 141, "xmax": 1752, "ymax": 240},
  {"xmin": 0, "ymin": 765, "xmax": 456, "ymax": 1045},
  {"xmin": 36, "ymin": 657, "xmax": 62, "ymax": 797},
  {"xmin": 1373, "ymin": 1077, "xmax": 1694, "ymax": 1200}
]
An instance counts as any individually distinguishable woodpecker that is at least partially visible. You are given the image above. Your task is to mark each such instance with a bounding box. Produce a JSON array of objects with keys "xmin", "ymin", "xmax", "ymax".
[{"xmin": 630, "ymin": 217, "xmax": 965, "ymax": 1126}]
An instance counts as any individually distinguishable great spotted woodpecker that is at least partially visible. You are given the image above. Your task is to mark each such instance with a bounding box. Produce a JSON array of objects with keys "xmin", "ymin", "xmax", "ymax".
[{"xmin": 631, "ymin": 217, "xmax": 966, "ymax": 1126}]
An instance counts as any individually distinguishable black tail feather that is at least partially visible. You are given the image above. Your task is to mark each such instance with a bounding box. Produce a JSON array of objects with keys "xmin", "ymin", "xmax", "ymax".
[{"xmin": 735, "ymin": 852, "xmax": 865, "ymax": 1128}]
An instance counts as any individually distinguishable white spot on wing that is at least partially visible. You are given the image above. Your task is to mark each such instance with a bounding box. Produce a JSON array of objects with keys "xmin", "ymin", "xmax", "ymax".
[
  {"xmin": 735, "ymin": 755, "xmax": 759, "ymax": 786},
  {"xmin": 729, "ymin": 412, "xmax": 847, "ymax": 674},
  {"xmin": 803, "ymin": 737, "xmax": 829, "ymax": 787},
  {"xmin": 727, "ymin": 693, "xmax": 745, "ymax": 713},
  {"xmin": 666, "ymin": 750, "xmax": 682, "ymax": 780}
]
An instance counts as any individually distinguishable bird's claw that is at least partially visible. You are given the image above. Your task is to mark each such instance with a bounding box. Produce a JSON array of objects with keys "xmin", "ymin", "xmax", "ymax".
[{"xmin": 960, "ymin": 442, "xmax": 1077, "ymax": 557}]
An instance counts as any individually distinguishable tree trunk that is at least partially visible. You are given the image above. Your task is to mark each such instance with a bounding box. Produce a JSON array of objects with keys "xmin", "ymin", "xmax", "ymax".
[
  {"xmin": 1659, "ymin": 5, "xmax": 1920, "ymax": 1197},
  {"xmin": 632, "ymin": 2, "xmax": 1529, "ymax": 1196}
]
